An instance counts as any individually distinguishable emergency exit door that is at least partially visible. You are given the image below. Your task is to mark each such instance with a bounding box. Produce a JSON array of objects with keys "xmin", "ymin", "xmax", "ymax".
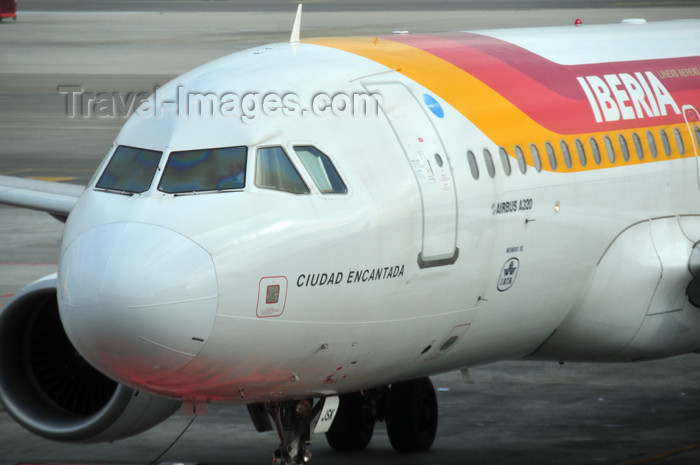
[{"xmin": 364, "ymin": 82, "xmax": 458, "ymax": 267}]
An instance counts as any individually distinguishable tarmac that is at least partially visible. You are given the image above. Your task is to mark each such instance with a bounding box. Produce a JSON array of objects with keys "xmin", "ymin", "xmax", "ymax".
[{"xmin": 2, "ymin": 1, "xmax": 700, "ymax": 464}]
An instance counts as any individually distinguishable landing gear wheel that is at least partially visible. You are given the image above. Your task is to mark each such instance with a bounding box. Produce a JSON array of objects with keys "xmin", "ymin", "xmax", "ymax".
[
  {"xmin": 385, "ymin": 377, "xmax": 438, "ymax": 453},
  {"xmin": 325, "ymin": 392, "xmax": 375, "ymax": 451}
]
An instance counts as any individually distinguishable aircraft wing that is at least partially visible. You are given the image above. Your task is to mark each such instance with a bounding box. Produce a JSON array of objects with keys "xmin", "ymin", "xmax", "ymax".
[{"xmin": 0, "ymin": 175, "xmax": 84, "ymax": 221}]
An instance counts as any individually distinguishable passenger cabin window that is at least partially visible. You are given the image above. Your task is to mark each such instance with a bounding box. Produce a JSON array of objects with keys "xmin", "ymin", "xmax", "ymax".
[
  {"xmin": 515, "ymin": 145, "xmax": 526, "ymax": 173},
  {"xmin": 294, "ymin": 146, "xmax": 347, "ymax": 194},
  {"xmin": 633, "ymin": 133, "xmax": 644, "ymax": 160},
  {"xmin": 674, "ymin": 128, "xmax": 685, "ymax": 155},
  {"xmin": 530, "ymin": 143, "xmax": 542, "ymax": 172},
  {"xmin": 466, "ymin": 150, "xmax": 479, "ymax": 180},
  {"xmin": 604, "ymin": 135, "xmax": 615, "ymax": 164},
  {"xmin": 96, "ymin": 145, "xmax": 162, "ymax": 194},
  {"xmin": 256, "ymin": 146, "xmax": 309, "ymax": 194},
  {"xmin": 660, "ymin": 129, "xmax": 671, "ymax": 157},
  {"xmin": 695, "ymin": 126, "xmax": 700, "ymax": 150},
  {"xmin": 618, "ymin": 134, "xmax": 630, "ymax": 162},
  {"xmin": 575, "ymin": 138, "xmax": 587, "ymax": 167},
  {"xmin": 545, "ymin": 142, "xmax": 557, "ymax": 170},
  {"xmin": 483, "ymin": 148, "xmax": 496, "ymax": 177},
  {"xmin": 589, "ymin": 138, "xmax": 601, "ymax": 165},
  {"xmin": 159, "ymin": 146, "xmax": 247, "ymax": 194},
  {"xmin": 560, "ymin": 140, "xmax": 572, "ymax": 169},
  {"xmin": 647, "ymin": 131, "xmax": 658, "ymax": 158},
  {"xmin": 499, "ymin": 147, "xmax": 511, "ymax": 176}
]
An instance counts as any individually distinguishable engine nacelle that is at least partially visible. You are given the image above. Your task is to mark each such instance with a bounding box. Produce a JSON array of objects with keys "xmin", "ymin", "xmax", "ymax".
[
  {"xmin": 535, "ymin": 216, "xmax": 700, "ymax": 362},
  {"xmin": 0, "ymin": 274, "xmax": 181, "ymax": 442}
]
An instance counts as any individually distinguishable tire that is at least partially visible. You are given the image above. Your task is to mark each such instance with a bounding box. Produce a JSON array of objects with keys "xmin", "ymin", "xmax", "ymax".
[
  {"xmin": 325, "ymin": 392, "xmax": 375, "ymax": 451},
  {"xmin": 385, "ymin": 377, "xmax": 438, "ymax": 453}
]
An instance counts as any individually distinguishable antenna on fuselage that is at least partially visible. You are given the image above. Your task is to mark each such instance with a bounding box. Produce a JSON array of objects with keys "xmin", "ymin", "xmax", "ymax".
[{"xmin": 290, "ymin": 4, "xmax": 302, "ymax": 43}]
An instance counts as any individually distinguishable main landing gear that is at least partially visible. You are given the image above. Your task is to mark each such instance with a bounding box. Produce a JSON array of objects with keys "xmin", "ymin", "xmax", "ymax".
[
  {"xmin": 246, "ymin": 377, "xmax": 438, "ymax": 465},
  {"xmin": 326, "ymin": 377, "xmax": 438, "ymax": 453},
  {"xmin": 385, "ymin": 377, "xmax": 439, "ymax": 452}
]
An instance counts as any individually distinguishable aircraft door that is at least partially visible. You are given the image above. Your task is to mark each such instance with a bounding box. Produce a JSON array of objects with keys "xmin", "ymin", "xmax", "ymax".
[
  {"xmin": 683, "ymin": 105, "xmax": 700, "ymax": 190},
  {"xmin": 364, "ymin": 82, "xmax": 458, "ymax": 267}
]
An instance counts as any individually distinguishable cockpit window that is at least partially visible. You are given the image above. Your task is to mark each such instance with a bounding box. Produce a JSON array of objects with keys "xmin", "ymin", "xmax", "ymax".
[
  {"xmin": 255, "ymin": 146, "xmax": 309, "ymax": 194},
  {"xmin": 158, "ymin": 146, "xmax": 247, "ymax": 194},
  {"xmin": 294, "ymin": 146, "xmax": 347, "ymax": 194},
  {"xmin": 95, "ymin": 145, "xmax": 162, "ymax": 194}
]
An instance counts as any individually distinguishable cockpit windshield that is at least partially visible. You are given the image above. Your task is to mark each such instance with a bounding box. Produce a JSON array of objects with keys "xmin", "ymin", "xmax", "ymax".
[
  {"xmin": 158, "ymin": 146, "xmax": 247, "ymax": 194},
  {"xmin": 95, "ymin": 146, "xmax": 162, "ymax": 194}
]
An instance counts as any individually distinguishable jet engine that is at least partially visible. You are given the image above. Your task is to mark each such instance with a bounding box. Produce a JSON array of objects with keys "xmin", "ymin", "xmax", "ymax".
[
  {"xmin": 0, "ymin": 274, "xmax": 180, "ymax": 442},
  {"xmin": 536, "ymin": 216, "xmax": 700, "ymax": 361}
]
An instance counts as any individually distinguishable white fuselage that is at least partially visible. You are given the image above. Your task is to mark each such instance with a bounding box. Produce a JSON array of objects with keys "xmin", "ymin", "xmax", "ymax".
[{"xmin": 57, "ymin": 20, "xmax": 700, "ymax": 403}]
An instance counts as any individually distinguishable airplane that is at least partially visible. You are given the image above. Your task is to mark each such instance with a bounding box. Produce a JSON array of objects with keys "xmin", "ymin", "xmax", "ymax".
[{"xmin": 1, "ymin": 5, "xmax": 700, "ymax": 464}]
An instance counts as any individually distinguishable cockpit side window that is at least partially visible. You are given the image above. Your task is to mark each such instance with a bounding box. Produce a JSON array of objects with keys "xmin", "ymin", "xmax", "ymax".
[
  {"xmin": 95, "ymin": 145, "xmax": 162, "ymax": 194},
  {"xmin": 255, "ymin": 146, "xmax": 309, "ymax": 194},
  {"xmin": 158, "ymin": 146, "xmax": 247, "ymax": 194},
  {"xmin": 294, "ymin": 146, "xmax": 347, "ymax": 194}
]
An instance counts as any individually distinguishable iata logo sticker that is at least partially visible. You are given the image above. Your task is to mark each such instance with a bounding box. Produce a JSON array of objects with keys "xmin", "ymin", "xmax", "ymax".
[{"xmin": 497, "ymin": 257, "xmax": 519, "ymax": 292}]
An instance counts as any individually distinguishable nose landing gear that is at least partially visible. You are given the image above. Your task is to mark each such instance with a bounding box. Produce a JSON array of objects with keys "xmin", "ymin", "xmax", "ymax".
[{"xmin": 267, "ymin": 400, "xmax": 319, "ymax": 465}]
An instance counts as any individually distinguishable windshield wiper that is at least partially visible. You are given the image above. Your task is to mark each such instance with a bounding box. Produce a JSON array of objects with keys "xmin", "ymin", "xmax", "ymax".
[{"xmin": 94, "ymin": 187, "xmax": 135, "ymax": 197}]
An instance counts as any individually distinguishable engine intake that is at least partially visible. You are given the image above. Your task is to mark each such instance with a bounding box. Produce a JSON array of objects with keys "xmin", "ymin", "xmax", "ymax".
[{"xmin": 0, "ymin": 274, "xmax": 180, "ymax": 442}]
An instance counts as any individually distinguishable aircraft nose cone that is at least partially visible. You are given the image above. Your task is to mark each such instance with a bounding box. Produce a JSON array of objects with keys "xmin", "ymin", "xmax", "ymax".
[{"xmin": 58, "ymin": 222, "xmax": 218, "ymax": 387}]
